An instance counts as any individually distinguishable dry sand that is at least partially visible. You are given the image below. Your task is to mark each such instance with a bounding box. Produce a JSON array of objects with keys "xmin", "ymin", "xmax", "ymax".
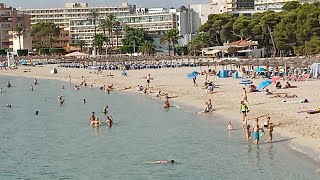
[{"xmin": 0, "ymin": 64, "xmax": 319, "ymax": 157}]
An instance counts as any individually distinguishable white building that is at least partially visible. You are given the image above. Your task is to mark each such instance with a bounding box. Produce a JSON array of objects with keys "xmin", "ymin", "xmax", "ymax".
[
  {"xmin": 10, "ymin": 31, "xmax": 32, "ymax": 53},
  {"xmin": 255, "ymin": 0, "xmax": 297, "ymax": 11}
]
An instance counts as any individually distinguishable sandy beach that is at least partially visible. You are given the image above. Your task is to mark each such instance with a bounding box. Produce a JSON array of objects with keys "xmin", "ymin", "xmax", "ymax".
[{"xmin": 0, "ymin": 64, "xmax": 319, "ymax": 157}]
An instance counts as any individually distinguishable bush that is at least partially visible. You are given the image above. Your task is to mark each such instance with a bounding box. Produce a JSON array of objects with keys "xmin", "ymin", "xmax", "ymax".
[
  {"xmin": 0, "ymin": 49, "xmax": 6, "ymax": 56},
  {"xmin": 120, "ymin": 45, "xmax": 134, "ymax": 54},
  {"xmin": 39, "ymin": 48, "xmax": 50, "ymax": 55},
  {"xmin": 49, "ymin": 48, "xmax": 65, "ymax": 54},
  {"xmin": 17, "ymin": 49, "xmax": 29, "ymax": 56},
  {"xmin": 176, "ymin": 46, "xmax": 188, "ymax": 56}
]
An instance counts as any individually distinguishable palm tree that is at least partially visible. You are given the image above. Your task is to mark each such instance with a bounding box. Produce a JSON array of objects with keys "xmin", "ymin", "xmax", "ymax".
[
  {"xmin": 92, "ymin": 33, "xmax": 108, "ymax": 55},
  {"xmin": 76, "ymin": 40, "xmax": 87, "ymax": 52},
  {"xmin": 90, "ymin": 9, "xmax": 99, "ymax": 36},
  {"xmin": 13, "ymin": 26, "xmax": 26, "ymax": 50},
  {"xmin": 160, "ymin": 29, "xmax": 182, "ymax": 56},
  {"xmin": 99, "ymin": 19, "xmax": 108, "ymax": 35},
  {"xmin": 106, "ymin": 14, "xmax": 116, "ymax": 47},
  {"xmin": 140, "ymin": 40, "xmax": 155, "ymax": 56},
  {"xmin": 114, "ymin": 21, "xmax": 121, "ymax": 47},
  {"xmin": 188, "ymin": 39, "xmax": 201, "ymax": 56}
]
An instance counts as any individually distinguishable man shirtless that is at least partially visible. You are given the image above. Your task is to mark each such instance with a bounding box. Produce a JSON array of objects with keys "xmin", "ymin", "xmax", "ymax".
[
  {"xmin": 242, "ymin": 87, "xmax": 249, "ymax": 104},
  {"xmin": 252, "ymin": 118, "xmax": 264, "ymax": 145}
]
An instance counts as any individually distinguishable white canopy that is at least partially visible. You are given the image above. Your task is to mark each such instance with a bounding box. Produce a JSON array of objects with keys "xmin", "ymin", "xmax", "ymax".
[
  {"xmin": 205, "ymin": 49, "xmax": 221, "ymax": 55},
  {"xmin": 65, "ymin": 52, "xmax": 89, "ymax": 57}
]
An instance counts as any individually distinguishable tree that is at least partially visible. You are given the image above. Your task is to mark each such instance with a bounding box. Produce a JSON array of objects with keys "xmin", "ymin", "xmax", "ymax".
[
  {"xmin": 187, "ymin": 39, "xmax": 201, "ymax": 56},
  {"xmin": 122, "ymin": 27, "xmax": 153, "ymax": 53},
  {"xmin": 139, "ymin": 40, "xmax": 155, "ymax": 56},
  {"xmin": 106, "ymin": 14, "xmax": 116, "ymax": 47},
  {"xmin": 304, "ymin": 36, "xmax": 320, "ymax": 55},
  {"xmin": 31, "ymin": 22, "xmax": 60, "ymax": 48},
  {"xmin": 90, "ymin": 9, "xmax": 99, "ymax": 36},
  {"xmin": 282, "ymin": 1, "xmax": 301, "ymax": 12},
  {"xmin": 13, "ymin": 26, "xmax": 27, "ymax": 50},
  {"xmin": 76, "ymin": 40, "xmax": 87, "ymax": 52},
  {"xmin": 232, "ymin": 16, "xmax": 252, "ymax": 40},
  {"xmin": 114, "ymin": 21, "xmax": 121, "ymax": 47},
  {"xmin": 92, "ymin": 34, "xmax": 108, "ymax": 55},
  {"xmin": 160, "ymin": 29, "xmax": 182, "ymax": 56}
]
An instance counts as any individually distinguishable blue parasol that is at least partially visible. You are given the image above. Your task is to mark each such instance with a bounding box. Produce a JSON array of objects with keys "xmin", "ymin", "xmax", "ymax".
[
  {"xmin": 187, "ymin": 71, "xmax": 199, "ymax": 79},
  {"xmin": 239, "ymin": 80, "xmax": 253, "ymax": 85},
  {"xmin": 257, "ymin": 80, "xmax": 272, "ymax": 90},
  {"xmin": 255, "ymin": 67, "xmax": 266, "ymax": 72}
]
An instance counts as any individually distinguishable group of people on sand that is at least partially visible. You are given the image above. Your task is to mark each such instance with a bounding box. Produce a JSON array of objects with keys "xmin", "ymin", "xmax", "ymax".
[{"xmin": 237, "ymin": 88, "xmax": 273, "ymax": 144}]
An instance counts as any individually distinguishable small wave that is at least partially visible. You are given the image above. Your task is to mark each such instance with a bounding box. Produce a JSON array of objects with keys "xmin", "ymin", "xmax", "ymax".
[{"xmin": 289, "ymin": 144, "xmax": 320, "ymax": 163}]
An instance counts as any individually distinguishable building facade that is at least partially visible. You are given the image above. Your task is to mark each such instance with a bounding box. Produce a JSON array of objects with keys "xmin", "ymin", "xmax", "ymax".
[
  {"xmin": 23, "ymin": 3, "xmax": 194, "ymax": 52},
  {"xmin": 0, "ymin": 3, "xmax": 31, "ymax": 50},
  {"xmin": 255, "ymin": 0, "xmax": 297, "ymax": 11}
]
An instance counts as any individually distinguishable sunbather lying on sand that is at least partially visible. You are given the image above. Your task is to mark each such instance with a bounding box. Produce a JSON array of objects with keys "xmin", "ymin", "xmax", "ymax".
[
  {"xmin": 271, "ymin": 93, "xmax": 297, "ymax": 98},
  {"xmin": 119, "ymin": 87, "xmax": 131, "ymax": 91},
  {"xmin": 249, "ymin": 85, "xmax": 259, "ymax": 92},
  {"xmin": 284, "ymin": 82, "xmax": 298, "ymax": 89}
]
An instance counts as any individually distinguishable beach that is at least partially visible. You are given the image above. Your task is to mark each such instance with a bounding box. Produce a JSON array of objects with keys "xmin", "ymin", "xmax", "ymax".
[{"xmin": 0, "ymin": 64, "xmax": 319, "ymax": 158}]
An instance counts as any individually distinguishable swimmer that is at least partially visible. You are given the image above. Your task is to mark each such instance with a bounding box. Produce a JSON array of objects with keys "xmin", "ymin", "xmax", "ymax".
[
  {"xmin": 7, "ymin": 81, "xmax": 11, "ymax": 88},
  {"xmin": 62, "ymin": 85, "xmax": 65, "ymax": 89},
  {"xmin": 35, "ymin": 111, "xmax": 39, "ymax": 115},
  {"xmin": 103, "ymin": 106, "xmax": 109, "ymax": 114},
  {"xmin": 34, "ymin": 78, "xmax": 39, "ymax": 85},
  {"xmin": 90, "ymin": 112, "xmax": 96, "ymax": 122},
  {"xmin": 83, "ymin": 99, "xmax": 86, "ymax": 103},
  {"xmin": 30, "ymin": 84, "xmax": 33, "ymax": 91},
  {"xmin": 227, "ymin": 122, "xmax": 233, "ymax": 131},
  {"xmin": 0, "ymin": 87, "xmax": 2, "ymax": 94},
  {"xmin": 148, "ymin": 160, "xmax": 175, "ymax": 164},
  {"xmin": 6, "ymin": 104, "xmax": 11, "ymax": 108},
  {"xmin": 106, "ymin": 116, "xmax": 113, "ymax": 127}
]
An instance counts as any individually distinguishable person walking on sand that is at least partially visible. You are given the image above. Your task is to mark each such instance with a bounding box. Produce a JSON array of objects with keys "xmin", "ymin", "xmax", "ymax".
[
  {"xmin": 146, "ymin": 74, "xmax": 151, "ymax": 87},
  {"xmin": 193, "ymin": 76, "xmax": 198, "ymax": 86},
  {"xmin": 240, "ymin": 101, "xmax": 249, "ymax": 116},
  {"xmin": 266, "ymin": 123, "xmax": 273, "ymax": 142},
  {"xmin": 242, "ymin": 87, "xmax": 249, "ymax": 104}
]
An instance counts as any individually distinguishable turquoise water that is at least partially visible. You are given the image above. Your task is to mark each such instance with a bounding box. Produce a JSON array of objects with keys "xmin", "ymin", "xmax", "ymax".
[{"xmin": 0, "ymin": 76, "xmax": 319, "ymax": 180}]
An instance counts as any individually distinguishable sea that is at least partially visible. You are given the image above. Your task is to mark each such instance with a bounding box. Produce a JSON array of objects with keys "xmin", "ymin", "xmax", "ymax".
[{"xmin": 0, "ymin": 75, "xmax": 319, "ymax": 180}]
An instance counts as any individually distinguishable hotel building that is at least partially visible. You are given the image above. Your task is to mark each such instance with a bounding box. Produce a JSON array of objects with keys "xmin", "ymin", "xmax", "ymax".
[
  {"xmin": 0, "ymin": 3, "xmax": 31, "ymax": 51},
  {"xmin": 22, "ymin": 3, "xmax": 195, "ymax": 51},
  {"xmin": 255, "ymin": 0, "xmax": 298, "ymax": 11}
]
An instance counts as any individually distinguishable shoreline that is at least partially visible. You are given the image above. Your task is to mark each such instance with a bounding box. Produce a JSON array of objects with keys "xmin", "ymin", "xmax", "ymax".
[{"xmin": 0, "ymin": 65, "xmax": 319, "ymax": 162}]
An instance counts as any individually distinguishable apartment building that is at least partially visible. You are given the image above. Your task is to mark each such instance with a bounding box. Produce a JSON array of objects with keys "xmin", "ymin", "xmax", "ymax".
[
  {"xmin": 0, "ymin": 3, "xmax": 31, "ymax": 50},
  {"xmin": 23, "ymin": 3, "xmax": 192, "ymax": 51},
  {"xmin": 226, "ymin": 0, "xmax": 255, "ymax": 12},
  {"xmin": 255, "ymin": 0, "xmax": 297, "ymax": 11}
]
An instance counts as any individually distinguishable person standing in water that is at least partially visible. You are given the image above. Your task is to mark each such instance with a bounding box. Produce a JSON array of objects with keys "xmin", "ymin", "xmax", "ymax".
[
  {"xmin": 103, "ymin": 106, "xmax": 109, "ymax": 114},
  {"xmin": 0, "ymin": 87, "xmax": 2, "ymax": 94},
  {"xmin": 106, "ymin": 116, "xmax": 113, "ymax": 127},
  {"xmin": 252, "ymin": 118, "xmax": 264, "ymax": 145},
  {"xmin": 83, "ymin": 99, "xmax": 86, "ymax": 103},
  {"xmin": 30, "ymin": 84, "xmax": 33, "ymax": 91},
  {"xmin": 7, "ymin": 81, "xmax": 11, "ymax": 88},
  {"xmin": 34, "ymin": 78, "xmax": 39, "ymax": 85}
]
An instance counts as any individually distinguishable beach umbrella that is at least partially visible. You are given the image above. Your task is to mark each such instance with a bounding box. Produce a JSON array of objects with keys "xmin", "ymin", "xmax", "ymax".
[
  {"xmin": 255, "ymin": 67, "xmax": 266, "ymax": 72},
  {"xmin": 271, "ymin": 76, "xmax": 282, "ymax": 83},
  {"xmin": 239, "ymin": 80, "xmax": 253, "ymax": 85},
  {"xmin": 187, "ymin": 71, "xmax": 199, "ymax": 79},
  {"xmin": 257, "ymin": 80, "xmax": 272, "ymax": 90}
]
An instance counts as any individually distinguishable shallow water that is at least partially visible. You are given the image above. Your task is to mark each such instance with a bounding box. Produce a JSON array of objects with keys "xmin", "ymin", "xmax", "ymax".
[{"xmin": 0, "ymin": 76, "xmax": 319, "ymax": 180}]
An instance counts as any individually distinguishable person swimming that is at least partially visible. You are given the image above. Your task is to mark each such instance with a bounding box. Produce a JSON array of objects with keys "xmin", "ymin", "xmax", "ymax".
[
  {"xmin": 83, "ymin": 99, "xmax": 86, "ymax": 103},
  {"xmin": 103, "ymin": 106, "xmax": 109, "ymax": 114},
  {"xmin": 148, "ymin": 160, "xmax": 175, "ymax": 164},
  {"xmin": 7, "ymin": 81, "xmax": 11, "ymax": 88},
  {"xmin": 6, "ymin": 104, "xmax": 12, "ymax": 108}
]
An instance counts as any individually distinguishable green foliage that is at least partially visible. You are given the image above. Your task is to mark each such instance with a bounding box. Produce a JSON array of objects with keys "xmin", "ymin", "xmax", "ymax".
[
  {"xmin": 176, "ymin": 45, "xmax": 188, "ymax": 56},
  {"xmin": 198, "ymin": 2, "xmax": 320, "ymax": 56},
  {"xmin": 122, "ymin": 27, "xmax": 153, "ymax": 52},
  {"xmin": 39, "ymin": 48, "xmax": 50, "ymax": 55},
  {"xmin": 93, "ymin": 33, "xmax": 108, "ymax": 54},
  {"xmin": 17, "ymin": 49, "xmax": 28, "ymax": 56},
  {"xmin": 160, "ymin": 29, "xmax": 183, "ymax": 56},
  {"xmin": 0, "ymin": 49, "xmax": 6, "ymax": 56},
  {"xmin": 139, "ymin": 40, "xmax": 155, "ymax": 56},
  {"xmin": 49, "ymin": 48, "xmax": 65, "ymax": 54},
  {"xmin": 282, "ymin": 1, "xmax": 301, "ymax": 12},
  {"xmin": 31, "ymin": 22, "xmax": 60, "ymax": 48},
  {"xmin": 120, "ymin": 45, "xmax": 134, "ymax": 54},
  {"xmin": 76, "ymin": 40, "xmax": 87, "ymax": 52}
]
